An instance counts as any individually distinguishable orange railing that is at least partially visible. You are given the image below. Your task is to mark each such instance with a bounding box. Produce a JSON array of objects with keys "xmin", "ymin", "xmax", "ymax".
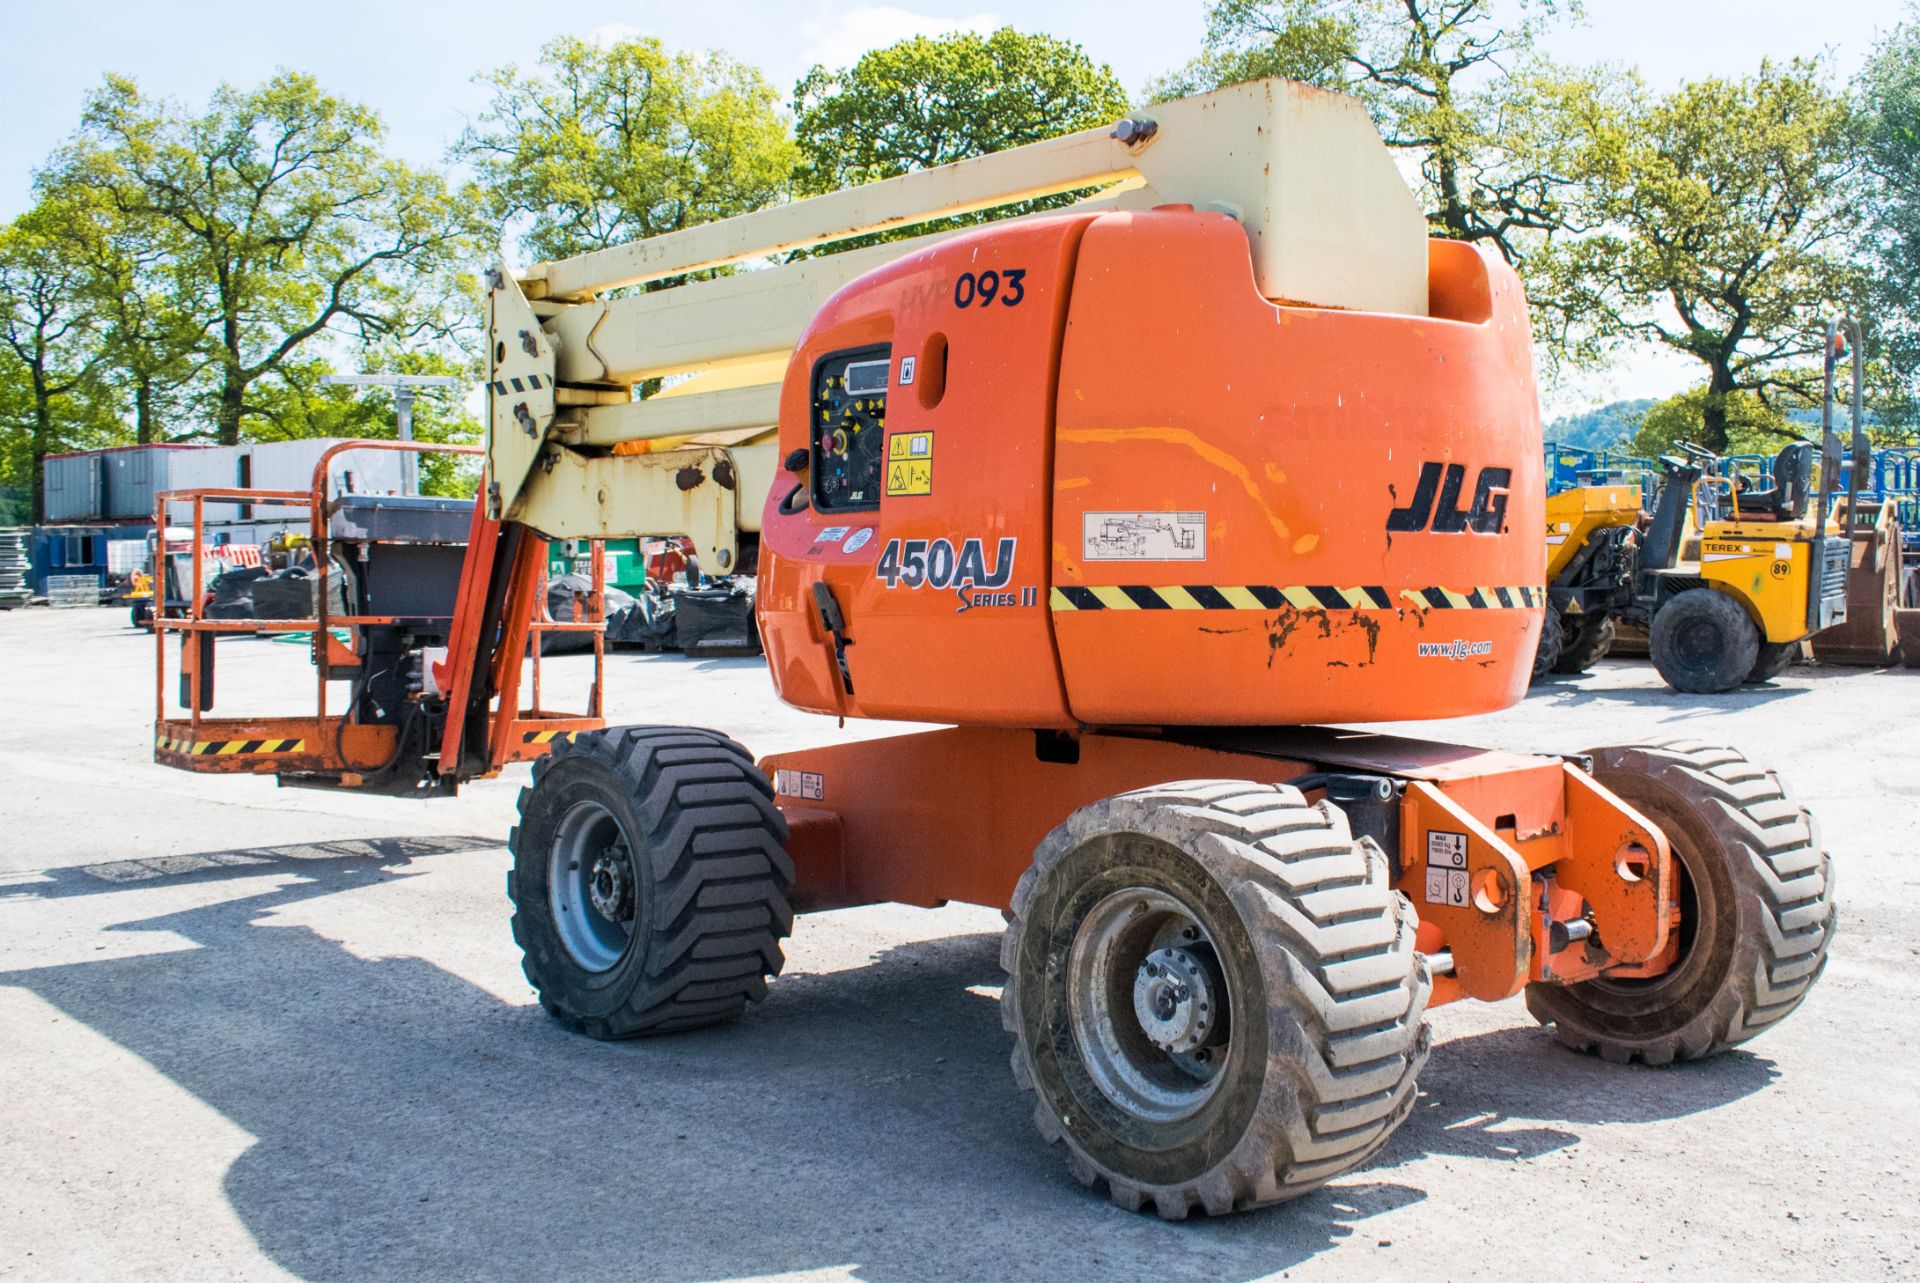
[{"xmin": 152, "ymin": 440, "xmax": 605, "ymax": 782}]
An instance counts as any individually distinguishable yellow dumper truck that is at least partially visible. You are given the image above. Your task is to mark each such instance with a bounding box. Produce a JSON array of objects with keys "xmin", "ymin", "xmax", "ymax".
[{"xmin": 1537, "ymin": 324, "xmax": 1869, "ymax": 692}]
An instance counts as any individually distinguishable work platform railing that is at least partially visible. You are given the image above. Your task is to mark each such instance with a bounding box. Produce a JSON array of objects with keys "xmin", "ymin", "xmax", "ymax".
[{"xmin": 152, "ymin": 441, "xmax": 606, "ymax": 785}]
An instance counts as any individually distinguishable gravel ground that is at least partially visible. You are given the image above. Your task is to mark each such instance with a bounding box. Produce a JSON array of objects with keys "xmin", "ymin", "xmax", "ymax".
[{"xmin": 1, "ymin": 605, "xmax": 1915, "ymax": 1282}]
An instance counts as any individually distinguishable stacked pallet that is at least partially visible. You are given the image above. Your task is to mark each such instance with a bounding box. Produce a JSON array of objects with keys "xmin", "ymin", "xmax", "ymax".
[
  {"xmin": 46, "ymin": 574, "xmax": 102, "ymax": 608},
  {"xmin": 0, "ymin": 529, "xmax": 28, "ymax": 609}
]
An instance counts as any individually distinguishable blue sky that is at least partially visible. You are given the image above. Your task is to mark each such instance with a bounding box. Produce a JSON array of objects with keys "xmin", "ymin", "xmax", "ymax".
[{"xmin": 1, "ymin": 0, "xmax": 1911, "ymax": 409}]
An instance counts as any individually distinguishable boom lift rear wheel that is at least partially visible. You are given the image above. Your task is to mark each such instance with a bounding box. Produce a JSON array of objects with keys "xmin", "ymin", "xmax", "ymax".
[
  {"xmin": 1649, "ymin": 588, "xmax": 1760, "ymax": 693},
  {"xmin": 508, "ymin": 726, "xmax": 794, "ymax": 1037},
  {"xmin": 1001, "ymin": 781, "xmax": 1430, "ymax": 1218},
  {"xmin": 1525, "ymin": 741, "xmax": 1834, "ymax": 1063}
]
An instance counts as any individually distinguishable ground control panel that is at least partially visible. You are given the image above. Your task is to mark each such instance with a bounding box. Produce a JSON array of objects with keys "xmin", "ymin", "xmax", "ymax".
[{"xmin": 811, "ymin": 347, "xmax": 890, "ymax": 511}]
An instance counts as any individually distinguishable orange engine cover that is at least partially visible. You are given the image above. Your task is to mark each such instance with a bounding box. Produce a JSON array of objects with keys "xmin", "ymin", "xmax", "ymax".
[{"xmin": 757, "ymin": 208, "xmax": 1545, "ymax": 728}]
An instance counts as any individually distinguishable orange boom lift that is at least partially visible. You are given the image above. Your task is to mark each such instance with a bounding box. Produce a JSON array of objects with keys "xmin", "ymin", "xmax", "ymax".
[{"xmin": 155, "ymin": 80, "xmax": 1834, "ymax": 1217}]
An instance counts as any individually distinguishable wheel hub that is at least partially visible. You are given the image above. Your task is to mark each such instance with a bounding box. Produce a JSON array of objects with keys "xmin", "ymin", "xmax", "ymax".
[
  {"xmin": 589, "ymin": 848, "xmax": 633, "ymax": 922},
  {"xmin": 1066, "ymin": 887, "xmax": 1231, "ymax": 1124},
  {"xmin": 1132, "ymin": 946, "xmax": 1216, "ymax": 1053}
]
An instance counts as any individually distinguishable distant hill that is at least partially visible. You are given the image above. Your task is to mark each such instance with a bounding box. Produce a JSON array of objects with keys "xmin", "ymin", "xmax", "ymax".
[
  {"xmin": 1544, "ymin": 399, "xmax": 1653, "ymax": 450},
  {"xmin": 1545, "ymin": 400, "xmax": 1840, "ymax": 455}
]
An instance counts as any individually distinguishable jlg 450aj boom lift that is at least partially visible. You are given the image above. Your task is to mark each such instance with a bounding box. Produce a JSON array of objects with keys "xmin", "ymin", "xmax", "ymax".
[{"xmin": 157, "ymin": 80, "xmax": 1834, "ymax": 1218}]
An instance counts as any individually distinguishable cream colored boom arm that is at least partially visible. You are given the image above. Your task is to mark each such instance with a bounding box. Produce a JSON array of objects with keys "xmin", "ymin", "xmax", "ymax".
[{"xmin": 485, "ymin": 78, "xmax": 1428, "ymax": 554}]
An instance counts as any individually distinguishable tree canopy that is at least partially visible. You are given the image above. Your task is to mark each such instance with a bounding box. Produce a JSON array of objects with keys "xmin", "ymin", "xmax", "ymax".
[
  {"xmin": 67, "ymin": 73, "xmax": 478, "ymax": 447},
  {"xmin": 1152, "ymin": 0, "xmax": 1584, "ymax": 263},
  {"xmin": 0, "ymin": 202, "xmax": 118, "ymax": 520},
  {"xmin": 460, "ymin": 36, "xmax": 797, "ymax": 264},
  {"xmin": 1860, "ymin": 10, "xmax": 1920, "ymax": 432},
  {"xmin": 794, "ymin": 27, "xmax": 1129, "ymax": 189},
  {"xmin": 1530, "ymin": 60, "xmax": 1863, "ymax": 452}
]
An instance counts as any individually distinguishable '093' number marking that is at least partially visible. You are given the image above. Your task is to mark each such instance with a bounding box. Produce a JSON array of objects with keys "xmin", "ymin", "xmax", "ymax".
[{"xmin": 954, "ymin": 269, "xmax": 1026, "ymax": 309}]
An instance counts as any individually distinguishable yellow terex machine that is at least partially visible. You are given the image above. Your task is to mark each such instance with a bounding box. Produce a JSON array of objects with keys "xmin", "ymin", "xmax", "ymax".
[
  {"xmin": 1538, "ymin": 333, "xmax": 1868, "ymax": 692},
  {"xmin": 153, "ymin": 81, "xmax": 1836, "ymax": 1218},
  {"xmin": 1535, "ymin": 481, "xmax": 1642, "ymax": 677}
]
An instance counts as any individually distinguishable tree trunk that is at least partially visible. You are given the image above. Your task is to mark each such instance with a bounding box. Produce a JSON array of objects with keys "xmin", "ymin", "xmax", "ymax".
[
  {"xmin": 134, "ymin": 377, "xmax": 154, "ymax": 445},
  {"xmin": 1430, "ymin": 74, "xmax": 1471, "ymax": 240},
  {"xmin": 30, "ymin": 399, "xmax": 52, "ymax": 525},
  {"xmin": 217, "ymin": 310, "xmax": 244, "ymax": 446},
  {"xmin": 1700, "ymin": 363, "xmax": 1736, "ymax": 454},
  {"xmin": 216, "ymin": 374, "xmax": 245, "ymax": 447}
]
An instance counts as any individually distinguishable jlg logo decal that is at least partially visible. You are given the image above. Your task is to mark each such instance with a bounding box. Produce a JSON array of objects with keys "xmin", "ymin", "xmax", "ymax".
[{"xmin": 1387, "ymin": 463, "xmax": 1512, "ymax": 534}]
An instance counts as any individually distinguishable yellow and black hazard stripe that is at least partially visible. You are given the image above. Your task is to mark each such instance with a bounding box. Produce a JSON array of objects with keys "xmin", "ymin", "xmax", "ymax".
[
  {"xmin": 156, "ymin": 734, "xmax": 307, "ymax": 756},
  {"xmin": 1049, "ymin": 584, "xmax": 1543, "ymax": 611},
  {"xmin": 521, "ymin": 729, "xmax": 583, "ymax": 745}
]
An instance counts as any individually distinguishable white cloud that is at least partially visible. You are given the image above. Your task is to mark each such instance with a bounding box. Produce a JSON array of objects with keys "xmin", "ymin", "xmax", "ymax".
[
  {"xmin": 798, "ymin": 5, "xmax": 1003, "ymax": 73},
  {"xmin": 588, "ymin": 22, "xmax": 645, "ymax": 49}
]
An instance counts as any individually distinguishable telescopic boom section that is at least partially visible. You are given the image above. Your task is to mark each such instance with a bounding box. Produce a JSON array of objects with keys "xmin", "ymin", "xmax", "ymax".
[{"xmin": 482, "ymin": 78, "xmax": 1431, "ymax": 558}]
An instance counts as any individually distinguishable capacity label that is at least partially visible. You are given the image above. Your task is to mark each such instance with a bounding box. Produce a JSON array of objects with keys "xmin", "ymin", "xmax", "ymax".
[{"xmin": 1424, "ymin": 829, "xmax": 1469, "ymax": 907}]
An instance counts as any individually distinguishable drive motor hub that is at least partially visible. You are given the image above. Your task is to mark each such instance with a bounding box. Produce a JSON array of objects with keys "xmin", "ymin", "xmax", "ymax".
[
  {"xmin": 589, "ymin": 848, "xmax": 634, "ymax": 923},
  {"xmin": 1132, "ymin": 946, "xmax": 1217, "ymax": 1054}
]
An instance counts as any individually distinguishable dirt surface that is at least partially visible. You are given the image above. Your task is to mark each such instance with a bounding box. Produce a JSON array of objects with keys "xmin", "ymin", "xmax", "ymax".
[{"xmin": 2, "ymin": 606, "xmax": 1915, "ymax": 1282}]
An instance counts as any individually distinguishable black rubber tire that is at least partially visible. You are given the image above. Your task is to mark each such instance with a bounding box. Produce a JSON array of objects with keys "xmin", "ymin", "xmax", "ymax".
[
  {"xmin": 1002, "ymin": 781, "xmax": 1430, "ymax": 1219},
  {"xmin": 1746, "ymin": 640, "xmax": 1797, "ymax": 683},
  {"xmin": 1531, "ymin": 610, "xmax": 1563, "ymax": 683},
  {"xmin": 1525, "ymin": 741, "xmax": 1834, "ymax": 1064},
  {"xmin": 1650, "ymin": 589, "xmax": 1760, "ymax": 693},
  {"xmin": 508, "ymin": 726, "xmax": 793, "ymax": 1038},
  {"xmin": 1554, "ymin": 612, "xmax": 1616, "ymax": 674},
  {"xmin": 130, "ymin": 598, "xmax": 152, "ymax": 629}
]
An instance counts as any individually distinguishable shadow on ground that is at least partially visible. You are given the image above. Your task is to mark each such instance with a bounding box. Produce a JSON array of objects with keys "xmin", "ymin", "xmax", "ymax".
[
  {"xmin": 1524, "ymin": 667, "xmax": 1809, "ymax": 716},
  {"xmin": 2, "ymin": 842, "xmax": 1777, "ymax": 1283}
]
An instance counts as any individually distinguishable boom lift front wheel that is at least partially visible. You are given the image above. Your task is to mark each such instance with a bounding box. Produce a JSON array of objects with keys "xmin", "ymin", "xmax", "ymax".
[
  {"xmin": 508, "ymin": 727, "xmax": 794, "ymax": 1037},
  {"xmin": 1526, "ymin": 741, "xmax": 1834, "ymax": 1064},
  {"xmin": 1001, "ymin": 781, "xmax": 1431, "ymax": 1219}
]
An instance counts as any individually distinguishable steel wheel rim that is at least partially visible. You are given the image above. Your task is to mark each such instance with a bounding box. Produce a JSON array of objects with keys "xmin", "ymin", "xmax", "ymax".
[
  {"xmin": 548, "ymin": 799, "xmax": 638, "ymax": 973},
  {"xmin": 1675, "ymin": 616, "xmax": 1722, "ymax": 668},
  {"xmin": 1066, "ymin": 887, "xmax": 1230, "ymax": 1124}
]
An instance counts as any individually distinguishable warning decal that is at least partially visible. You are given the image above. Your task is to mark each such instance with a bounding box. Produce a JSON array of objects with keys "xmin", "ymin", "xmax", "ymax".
[
  {"xmin": 886, "ymin": 432, "xmax": 934, "ymax": 496},
  {"xmin": 1424, "ymin": 829, "xmax": 1469, "ymax": 907},
  {"xmin": 773, "ymin": 769, "xmax": 824, "ymax": 801}
]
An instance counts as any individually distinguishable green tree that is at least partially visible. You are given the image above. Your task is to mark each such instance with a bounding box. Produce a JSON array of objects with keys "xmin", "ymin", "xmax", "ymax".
[
  {"xmin": 794, "ymin": 27, "xmax": 1129, "ymax": 196},
  {"xmin": 461, "ymin": 36, "xmax": 797, "ymax": 264},
  {"xmin": 1151, "ymin": 1, "xmax": 1584, "ymax": 262},
  {"xmin": 1533, "ymin": 61, "xmax": 1863, "ymax": 452},
  {"xmin": 73, "ymin": 72, "xmax": 477, "ymax": 446},
  {"xmin": 0, "ymin": 203, "xmax": 121, "ymax": 522},
  {"xmin": 1624, "ymin": 387, "xmax": 1805, "ymax": 460},
  {"xmin": 35, "ymin": 163, "xmax": 205, "ymax": 444},
  {"xmin": 1860, "ymin": 8, "xmax": 1920, "ymax": 431}
]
